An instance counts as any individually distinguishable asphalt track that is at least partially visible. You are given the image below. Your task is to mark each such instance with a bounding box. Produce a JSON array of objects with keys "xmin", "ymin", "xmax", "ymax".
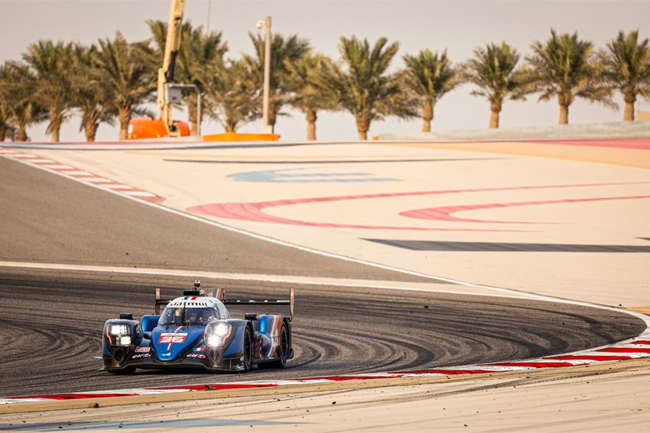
[{"xmin": 0, "ymin": 155, "xmax": 646, "ymax": 398}]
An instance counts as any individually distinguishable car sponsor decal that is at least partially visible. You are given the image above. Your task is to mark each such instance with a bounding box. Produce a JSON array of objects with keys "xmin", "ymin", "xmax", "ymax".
[
  {"xmin": 135, "ymin": 347, "xmax": 150, "ymax": 353},
  {"xmin": 158, "ymin": 333, "xmax": 188, "ymax": 344},
  {"xmin": 168, "ymin": 300, "xmax": 210, "ymax": 308}
]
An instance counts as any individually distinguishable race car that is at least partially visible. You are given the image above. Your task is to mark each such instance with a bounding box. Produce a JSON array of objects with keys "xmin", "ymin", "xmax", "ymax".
[{"xmin": 102, "ymin": 281, "xmax": 294, "ymax": 373}]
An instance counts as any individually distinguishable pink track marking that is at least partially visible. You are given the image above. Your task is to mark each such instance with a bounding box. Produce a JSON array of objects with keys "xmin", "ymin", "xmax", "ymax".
[
  {"xmin": 188, "ymin": 182, "xmax": 647, "ymax": 230},
  {"xmin": 189, "ymin": 202, "xmax": 519, "ymax": 232},
  {"xmin": 400, "ymin": 195, "xmax": 650, "ymax": 224}
]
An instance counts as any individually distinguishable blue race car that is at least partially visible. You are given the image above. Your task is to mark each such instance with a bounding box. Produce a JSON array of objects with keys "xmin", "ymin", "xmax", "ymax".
[{"xmin": 102, "ymin": 282, "xmax": 294, "ymax": 373}]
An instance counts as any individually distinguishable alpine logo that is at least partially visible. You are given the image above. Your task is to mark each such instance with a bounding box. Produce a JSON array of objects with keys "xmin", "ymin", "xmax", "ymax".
[{"xmin": 158, "ymin": 333, "xmax": 188, "ymax": 344}]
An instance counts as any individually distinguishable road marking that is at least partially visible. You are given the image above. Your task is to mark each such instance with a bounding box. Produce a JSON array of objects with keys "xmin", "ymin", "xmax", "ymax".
[
  {"xmin": 187, "ymin": 181, "xmax": 648, "ymax": 232},
  {"xmin": 400, "ymin": 194, "xmax": 650, "ymax": 224},
  {"xmin": 0, "ymin": 148, "xmax": 165, "ymax": 204}
]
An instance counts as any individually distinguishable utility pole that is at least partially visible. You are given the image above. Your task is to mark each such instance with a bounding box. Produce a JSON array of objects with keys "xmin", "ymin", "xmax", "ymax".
[{"xmin": 257, "ymin": 16, "xmax": 272, "ymax": 133}]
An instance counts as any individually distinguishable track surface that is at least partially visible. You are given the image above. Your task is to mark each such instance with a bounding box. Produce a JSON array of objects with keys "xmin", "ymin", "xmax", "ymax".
[{"xmin": 0, "ymin": 156, "xmax": 645, "ymax": 398}]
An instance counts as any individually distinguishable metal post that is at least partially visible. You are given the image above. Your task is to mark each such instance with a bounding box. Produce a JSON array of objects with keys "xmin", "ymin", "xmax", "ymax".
[
  {"xmin": 197, "ymin": 91, "xmax": 201, "ymax": 137},
  {"xmin": 262, "ymin": 16, "xmax": 272, "ymax": 134}
]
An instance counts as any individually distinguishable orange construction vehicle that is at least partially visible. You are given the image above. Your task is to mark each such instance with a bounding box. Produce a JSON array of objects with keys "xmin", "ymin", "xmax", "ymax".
[{"xmin": 128, "ymin": 0, "xmax": 191, "ymax": 140}]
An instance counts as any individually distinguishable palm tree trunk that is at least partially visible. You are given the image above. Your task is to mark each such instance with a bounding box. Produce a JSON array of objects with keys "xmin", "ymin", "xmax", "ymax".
[
  {"xmin": 624, "ymin": 92, "xmax": 636, "ymax": 121},
  {"xmin": 268, "ymin": 107, "xmax": 277, "ymax": 134},
  {"xmin": 489, "ymin": 100, "xmax": 502, "ymax": 129},
  {"xmin": 226, "ymin": 118, "xmax": 237, "ymax": 133},
  {"xmin": 356, "ymin": 115, "xmax": 370, "ymax": 141},
  {"xmin": 49, "ymin": 110, "xmax": 61, "ymax": 142},
  {"xmin": 188, "ymin": 103, "xmax": 199, "ymax": 136},
  {"xmin": 558, "ymin": 94, "xmax": 570, "ymax": 125},
  {"xmin": 559, "ymin": 104, "xmax": 569, "ymax": 125},
  {"xmin": 489, "ymin": 111, "xmax": 500, "ymax": 129},
  {"xmin": 0, "ymin": 125, "xmax": 5, "ymax": 142},
  {"xmin": 16, "ymin": 126, "xmax": 27, "ymax": 142},
  {"xmin": 306, "ymin": 109, "xmax": 317, "ymax": 141},
  {"xmin": 421, "ymin": 104, "xmax": 433, "ymax": 133},
  {"xmin": 85, "ymin": 119, "xmax": 98, "ymax": 142},
  {"xmin": 118, "ymin": 107, "xmax": 132, "ymax": 141}
]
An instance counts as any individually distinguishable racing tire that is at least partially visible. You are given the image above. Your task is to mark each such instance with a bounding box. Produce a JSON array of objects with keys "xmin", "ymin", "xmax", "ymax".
[
  {"xmin": 267, "ymin": 324, "xmax": 288, "ymax": 369},
  {"xmin": 242, "ymin": 325, "xmax": 253, "ymax": 372}
]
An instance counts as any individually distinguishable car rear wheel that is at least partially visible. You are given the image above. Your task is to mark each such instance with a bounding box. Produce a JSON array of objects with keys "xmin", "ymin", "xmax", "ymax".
[
  {"xmin": 242, "ymin": 326, "xmax": 253, "ymax": 371},
  {"xmin": 268, "ymin": 324, "xmax": 288, "ymax": 369}
]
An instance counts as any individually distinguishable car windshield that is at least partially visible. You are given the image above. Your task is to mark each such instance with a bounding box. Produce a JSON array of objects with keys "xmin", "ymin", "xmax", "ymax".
[{"xmin": 159, "ymin": 306, "xmax": 218, "ymax": 326}]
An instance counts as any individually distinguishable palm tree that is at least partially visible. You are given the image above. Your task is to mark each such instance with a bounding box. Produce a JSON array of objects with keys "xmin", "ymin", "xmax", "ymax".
[
  {"xmin": 285, "ymin": 52, "xmax": 338, "ymax": 140},
  {"xmin": 463, "ymin": 42, "xmax": 527, "ymax": 129},
  {"xmin": 179, "ymin": 24, "xmax": 228, "ymax": 135},
  {"xmin": 206, "ymin": 59, "xmax": 260, "ymax": 132},
  {"xmin": 69, "ymin": 43, "xmax": 116, "ymax": 142},
  {"xmin": 312, "ymin": 36, "xmax": 414, "ymax": 140},
  {"xmin": 601, "ymin": 30, "xmax": 650, "ymax": 121},
  {"xmin": 0, "ymin": 64, "xmax": 14, "ymax": 141},
  {"xmin": 401, "ymin": 49, "xmax": 460, "ymax": 132},
  {"xmin": 526, "ymin": 29, "xmax": 613, "ymax": 125},
  {"xmin": 94, "ymin": 32, "xmax": 156, "ymax": 140},
  {"xmin": 147, "ymin": 20, "xmax": 228, "ymax": 135},
  {"xmin": 19, "ymin": 40, "xmax": 74, "ymax": 142},
  {"xmin": 0, "ymin": 63, "xmax": 47, "ymax": 141},
  {"xmin": 244, "ymin": 33, "xmax": 311, "ymax": 133}
]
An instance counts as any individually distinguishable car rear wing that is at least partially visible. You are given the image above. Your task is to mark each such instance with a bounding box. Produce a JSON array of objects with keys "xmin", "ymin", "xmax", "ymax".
[
  {"xmin": 154, "ymin": 284, "xmax": 223, "ymax": 315},
  {"xmin": 221, "ymin": 288, "xmax": 295, "ymax": 320},
  {"xmin": 154, "ymin": 285, "xmax": 295, "ymax": 319},
  {"xmin": 154, "ymin": 288, "xmax": 171, "ymax": 315}
]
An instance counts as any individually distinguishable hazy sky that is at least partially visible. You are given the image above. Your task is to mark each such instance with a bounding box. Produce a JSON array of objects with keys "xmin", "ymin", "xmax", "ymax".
[{"xmin": 2, "ymin": 0, "xmax": 649, "ymax": 142}]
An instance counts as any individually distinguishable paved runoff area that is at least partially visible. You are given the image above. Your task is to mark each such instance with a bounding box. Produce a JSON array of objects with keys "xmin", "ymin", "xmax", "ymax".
[{"xmin": 1, "ymin": 135, "xmax": 649, "ymax": 431}]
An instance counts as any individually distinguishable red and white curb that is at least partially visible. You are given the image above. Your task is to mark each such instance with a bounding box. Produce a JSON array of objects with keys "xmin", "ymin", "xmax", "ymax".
[
  {"xmin": 2, "ymin": 330, "xmax": 649, "ymax": 405},
  {"xmin": 0, "ymin": 148, "xmax": 165, "ymax": 204}
]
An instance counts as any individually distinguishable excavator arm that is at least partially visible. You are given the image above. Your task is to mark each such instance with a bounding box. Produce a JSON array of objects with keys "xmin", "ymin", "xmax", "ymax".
[{"xmin": 157, "ymin": 0, "xmax": 186, "ymax": 136}]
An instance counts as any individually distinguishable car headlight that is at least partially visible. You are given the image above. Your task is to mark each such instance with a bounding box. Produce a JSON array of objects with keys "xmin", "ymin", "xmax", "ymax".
[
  {"xmin": 118, "ymin": 335, "xmax": 132, "ymax": 346},
  {"xmin": 215, "ymin": 323, "xmax": 230, "ymax": 337},
  {"xmin": 110, "ymin": 324, "xmax": 129, "ymax": 336},
  {"xmin": 206, "ymin": 334, "xmax": 221, "ymax": 347},
  {"xmin": 107, "ymin": 323, "xmax": 132, "ymax": 346},
  {"xmin": 206, "ymin": 323, "xmax": 231, "ymax": 347}
]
